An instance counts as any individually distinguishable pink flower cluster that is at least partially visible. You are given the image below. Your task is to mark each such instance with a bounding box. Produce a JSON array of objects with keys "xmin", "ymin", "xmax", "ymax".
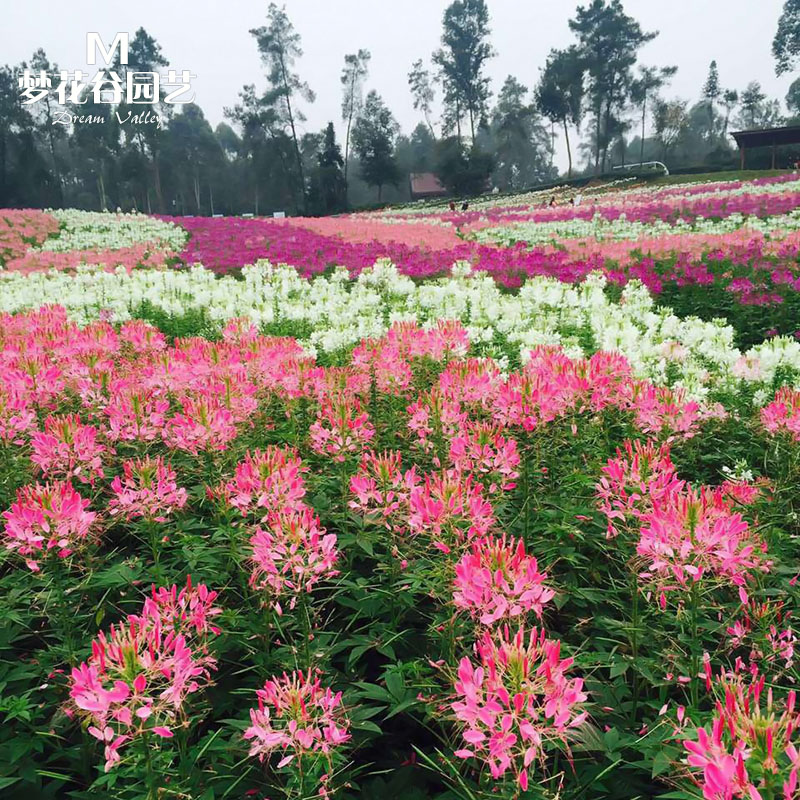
[
  {"xmin": 249, "ymin": 506, "xmax": 340, "ymax": 612},
  {"xmin": 761, "ymin": 387, "xmax": 800, "ymax": 441},
  {"xmin": 4, "ymin": 243, "xmax": 177, "ymax": 274},
  {"xmin": 596, "ymin": 439, "xmax": 770, "ymax": 608},
  {"xmin": 349, "ymin": 450, "xmax": 420, "ymax": 529},
  {"xmin": 108, "ymin": 456, "xmax": 188, "ymax": 522},
  {"xmin": 684, "ymin": 669, "xmax": 800, "ymax": 800},
  {"xmin": 31, "ymin": 413, "xmax": 108, "ymax": 485},
  {"xmin": 213, "ymin": 445, "xmax": 307, "ymax": 517},
  {"xmin": 0, "ymin": 209, "xmax": 60, "ymax": 265},
  {"xmin": 2, "ymin": 481, "xmax": 97, "ymax": 571},
  {"xmin": 68, "ymin": 578, "xmax": 221, "ymax": 771},
  {"xmin": 453, "ymin": 535, "xmax": 555, "ymax": 625},
  {"xmin": 244, "ymin": 668, "xmax": 350, "ymax": 774},
  {"xmin": 452, "ymin": 625, "xmax": 587, "ymax": 792}
]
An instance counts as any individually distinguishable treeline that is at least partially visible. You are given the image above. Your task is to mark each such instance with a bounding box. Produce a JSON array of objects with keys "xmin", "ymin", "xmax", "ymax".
[{"xmin": 3, "ymin": 0, "xmax": 800, "ymax": 215}]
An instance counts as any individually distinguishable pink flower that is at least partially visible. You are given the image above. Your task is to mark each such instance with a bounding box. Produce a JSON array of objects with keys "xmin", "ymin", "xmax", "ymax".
[
  {"xmin": 213, "ymin": 446, "xmax": 307, "ymax": 518},
  {"xmin": 637, "ymin": 486, "xmax": 771, "ymax": 605},
  {"xmin": 162, "ymin": 392, "xmax": 238, "ymax": 454},
  {"xmin": 595, "ymin": 438, "xmax": 684, "ymax": 538},
  {"xmin": 108, "ymin": 457, "xmax": 187, "ymax": 522},
  {"xmin": 249, "ymin": 505, "xmax": 339, "ymax": 608},
  {"xmin": 407, "ymin": 470, "xmax": 494, "ymax": 553},
  {"xmin": 244, "ymin": 669, "xmax": 350, "ymax": 792},
  {"xmin": 68, "ymin": 580, "xmax": 221, "ymax": 771},
  {"xmin": 684, "ymin": 669, "xmax": 800, "ymax": 799},
  {"xmin": 30, "ymin": 413, "xmax": 108, "ymax": 485},
  {"xmin": 105, "ymin": 386, "xmax": 170, "ymax": 442},
  {"xmin": 309, "ymin": 395, "xmax": 375, "ymax": 462},
  {"xmin": 2, "ymin": 481, "xmax": 97, "ymax": 571},
  {"xmin": 452, "ymin": 625, "xmax": 587, "ymax": 790},
  {"xmin": 349, "ymin": 450, "xmax": 419, "ymax": 529},
  {"xmin": 761, "ymin": 388, "xmax": 800, "ymax": 441},
  {"xmin": 449, "ymin": 421, "xmax": 520, "ymax": 493},
  {"xmin": 0, "ymin": 385, "xmax": 35, "ymax": 444},
  {"xmin": 453, "ymin": 535, "xmax": 555, "ymax": 624}
]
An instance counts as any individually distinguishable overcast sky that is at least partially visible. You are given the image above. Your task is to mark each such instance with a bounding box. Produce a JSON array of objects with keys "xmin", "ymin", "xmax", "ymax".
[{"xmin": 1, "ymin": 0, "xmax": 796, "ymax": 168}]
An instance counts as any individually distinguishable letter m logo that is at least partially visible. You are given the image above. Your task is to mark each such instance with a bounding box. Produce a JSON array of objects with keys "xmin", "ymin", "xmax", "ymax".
[{"xmin": 86, "ymin": 33, "xmax": 129, "ymax": 66}]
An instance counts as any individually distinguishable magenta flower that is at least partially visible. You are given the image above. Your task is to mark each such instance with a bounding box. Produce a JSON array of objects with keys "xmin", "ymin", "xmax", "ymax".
[
  {"xmin": 214, "ymin": 446, "xmax": 307, "ymax": 518},
  {"xmin": 2, "ymin": 481, "xmax": 97, "ymax": 571},
  {"xmin": 449, "ymin": 421, "xmax": 520, "ymax": 493},
  {"xmin": 407, "ymin": 469, "xmax": 494, "ymax": 553},
  {"xmin": 453, "ymin": 535, "xmax": 555, "ymax": 625},
  {"xmin": 108, "ymin": 456, "xmax": 188, "ymax": 522},
  {"xmin": 636, "ymin": 486, "xmax": 771, "ymax": 607},
  {"xmin": 249, "ymin": 505, "xmax": 339, "ymax": 611},
  {"xmin": 68, "ymin": 580, "xmax": 221, "ymax": 771},
  {"xmin": 452, "ymin": 625, "xmax": 587, "ymax": 792},
  {"xmin": 30, "ymin": 413, "xmax": 108, "ymax": 485},
  {"xmin": 683, "ymin": 670, "xmax": 800, "ymax": 800},
  {"xmin": 309, "ymin": 396, "xmax": 375, "ymax": 462},
  {"xmin": 761, "ymin": 387, "xmax": 800, "ymax": 441},
  {"xmin": 244, "ymin": 669, "xmax": 350, "ymax": 788},
  {"xmin": 349, "ymin": 450, "xmax": 419, "ymax": 529}
]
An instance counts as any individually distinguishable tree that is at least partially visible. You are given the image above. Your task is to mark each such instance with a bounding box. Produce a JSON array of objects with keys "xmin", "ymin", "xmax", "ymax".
[
  {"xmin": 109, "ymin": 28, "xmax": 172, "ymax": 211},
  {"xmin": 569, "ymin": 0, "xmax": 657, "ymax": 173},
  {"xmin": 0, "ymin": 64, "xmax": 33, "ymax": 205},
  {"xmin": 225, "ymin": 83, "xmax": 297, "ymax": 214},
  {"xmin": 351, "ymin": 90, "xmax": 400, "ymax": 202},
  {"xmin": 434, "ymin": 136, "xmax": 493, "ymax": 195},
  {"xmin": 433, "ymin": 0, "xmax": 494, "ymax": 141},
  {"xmin": 721, "ymin": 89, "xmax": 739, "ymax": 138},
  {"xmin": 774, "ymin": 0, "xmax": 800, "ymax": 75},
  {"xmin": 702, "ymin": 60, "xmax": 722, "ymax": 141},
  {"xmin": 340, "ymin": 49, "xmax": 370, "ymax": 198},
  {"xmin": 736, "ymin": 82, "xmax": 782, "ymax": 129},
  {"xmin": 164, "ymin": 104, "xmax": 224, "ymax": 213},
  {"xmin": 493, "ymin": 76, "xmax": 553, "ymax": 189},
  {"xmin": 315, "ymin": 122, "xmax": 346, "ymax": 214},
  {"xmin": 408, "ymin": 59, "xmax": 437, "ymax": 138},
  {"xmin": 653, "ymin": 98, "xmax": 689, "ymax": 161},
  {"xmin": 535, "ymin": 47, "xmax": 584, "ymax": 178},
  {"xmin": 630, "ymin": 65, "xmax": 677, "ymax": 166},
  {"xmin": 24, "ymin": 49, "xmax": 67, "ymax": 204},
  {"xmin": 249, "ymin": 4, "xmax": 315, "ymax": 212},
  {"xmin": 788, "ymin": 78, "xmax": 800, "ymax": 116}
]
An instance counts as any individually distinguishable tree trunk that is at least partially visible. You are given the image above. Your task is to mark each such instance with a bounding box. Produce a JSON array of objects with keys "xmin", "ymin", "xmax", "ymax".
[
  {"xmin": 563, "ymin": 119, "xmax": 573, "ymax": 179},
  {"xmin": 343, "ymin": 69, "xmax": 357, "ymax": 198},
  {"xmin": 640, "ymin": 96, "xmax": 647, "ymax": 166},
  {"xmin": 152, "ymin": 143, "xmax": 165, "ymax": 213},
  {"xmin": 0, "ymin": 132, "xmax": 6, "ymax": 203},
  {"xmin": 708, "ymin": 102, "xmax": 714, "ymax": 143},
  {"xmin": 425, "ymin": 110, "xmax": 436, "ymax": 140},
  {"xmin": 278, "ymin": 52, "xmax": 306, "ymax": 214},
  {"xmin": 97, "ymin": 172, "xmax": 108, "ymax": 211},
  {"xmin": 209, "ymin": 185, "xmax": 215, "ymax": 216},
  {"xmin": 594, "ymin": 112, "xmax": 601, "ymax": 174}
]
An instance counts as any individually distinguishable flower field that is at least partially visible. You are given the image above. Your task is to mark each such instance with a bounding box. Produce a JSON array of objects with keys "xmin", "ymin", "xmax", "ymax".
[{"xmin": 4, "ymin": 175, "xmax": 800, "ymax": 800}]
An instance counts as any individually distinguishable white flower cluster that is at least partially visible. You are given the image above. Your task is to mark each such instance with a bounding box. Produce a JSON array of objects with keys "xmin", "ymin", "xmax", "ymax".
[
  {"xmin": 474, "ymin": 208, "xmax": 800, "ymax": 248},
  {"xmin": 0, "ymin": 258, "xmax": 796, "ymax": 403},
  {"xmin": 39, "ymin": 209, "xmax": 187, "ymax": 253}
]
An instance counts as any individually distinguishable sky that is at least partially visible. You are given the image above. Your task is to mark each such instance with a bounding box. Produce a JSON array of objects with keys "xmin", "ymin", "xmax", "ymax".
[{"xmin": 1, "ymin": 0, "xmax": 796, "ymax": 169}]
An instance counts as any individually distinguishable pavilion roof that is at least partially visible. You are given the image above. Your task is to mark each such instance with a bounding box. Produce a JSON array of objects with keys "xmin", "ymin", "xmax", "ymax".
[{"xmin": 730, "ymin": 125, "xmax": 800, "ymax": 148}]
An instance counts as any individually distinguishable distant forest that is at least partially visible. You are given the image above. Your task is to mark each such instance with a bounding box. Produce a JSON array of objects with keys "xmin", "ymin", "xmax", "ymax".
[{"xmin": 4, "ymin": 0, "xmax": 800, "ymax": 215}]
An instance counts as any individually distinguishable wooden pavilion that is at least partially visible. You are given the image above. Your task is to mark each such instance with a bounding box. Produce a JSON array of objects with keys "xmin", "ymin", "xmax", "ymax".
[{"xmin": 730, "ymin": 125, "xmax": 800, "ymax": 169}]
